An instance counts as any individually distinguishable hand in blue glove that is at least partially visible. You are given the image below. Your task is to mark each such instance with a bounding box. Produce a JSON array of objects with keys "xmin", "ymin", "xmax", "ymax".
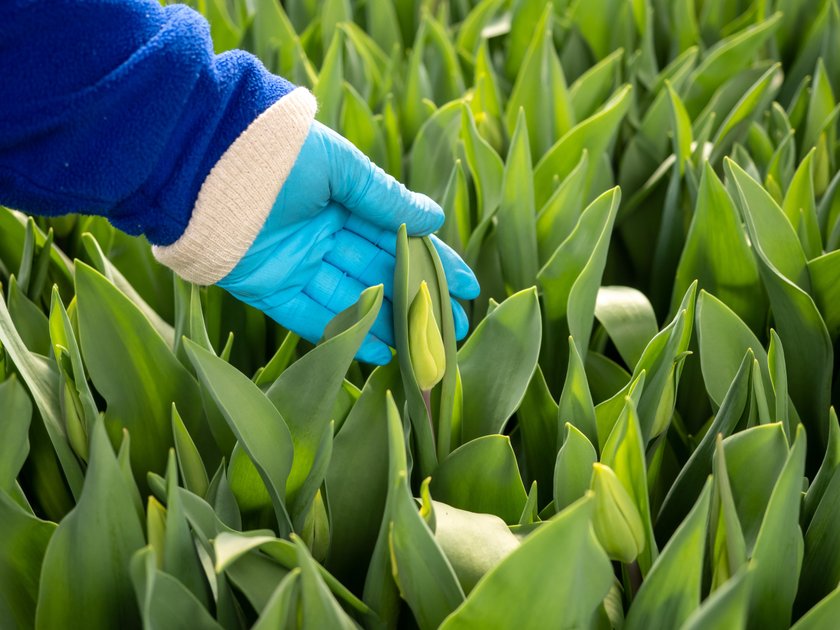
[{"xmin": 217, "ymin": 121, "xmax": 480, "ymax": 365}]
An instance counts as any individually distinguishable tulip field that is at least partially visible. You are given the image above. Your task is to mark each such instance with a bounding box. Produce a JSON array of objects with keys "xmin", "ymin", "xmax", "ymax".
[{"xmin": 3, "ymin": 0, "xmax": 840, "ymax": 628}]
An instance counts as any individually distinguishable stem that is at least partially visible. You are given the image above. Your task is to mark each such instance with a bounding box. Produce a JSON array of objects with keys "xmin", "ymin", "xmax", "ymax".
[{"xmin": 421, "ymin": 388, "xmax": 435, "ymax": 441}]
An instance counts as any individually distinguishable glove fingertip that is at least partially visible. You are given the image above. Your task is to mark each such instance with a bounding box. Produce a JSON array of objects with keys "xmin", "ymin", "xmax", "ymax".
[
  {"xmin": 452, "ymin": 301, "xmax": 470, "ymax": 341},
  {"xmin": 402, "ymin": 193, "xmax": 445, "ymax": 236},
  {"xmin": 356, "ymin": 338, "xmax": 393, "ymax": 365},
  {"xmin": 450, "ymin": 269, "xmax": 481, "ymax": 301}
]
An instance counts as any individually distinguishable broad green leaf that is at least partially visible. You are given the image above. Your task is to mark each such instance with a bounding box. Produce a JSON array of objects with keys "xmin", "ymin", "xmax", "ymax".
[
  {"xmin": 504, "ymin": 4, "xmax": 573, "ymax": 160},
  {"xmin": 8, "ymin": 276, "xmax": 49, "ymax": 355},
  {"xmin": 792, "ymin": 585, "xmax": 840, "ymax": 630},
  {"xmin": 0, "ymin": 292, "xmax": 83, "ymax": 499},
  {"xmin": 802, "ymin": 58, "xmax": 837, "ymax": 158},
  {"xmin": 535, "ymin": 151, "xmax": 589, "ymax": 265},
  {"xmin": 265, "ymin": 285, "xmax": 382, "ymax": 504},
  {"xmin": 408, "ymin": 101, "xmax": 462, "ymax": 203},
  {"xmin": 729, "ymin": 159, "xmax": 833, "ymax": 445},
  {"xmin": 569, "ymin": 49, "xmax": 624, "ymax": 121},
  {"xmin": 803, "ymin": 408, "xmax": 840, "ymax": 527},
  {"xmin": 496, "ymin": 109, "xmax": 539, "ymax": 293},
  {"xmin": 538, "ymin": 188, "xmax": 620, "ymax": 384},
  {"xmin": 674, "ymin": 164, "xmax": 764, "ymax": 333},
  {"xmin": 430, "ymin": 436, "xmax": 528, "ymax": 525},
  {"xmin": 683, "ymin": 14, "xmax": 782, "ymax": 115},
  {"xmin": 682, "ymin": 568, "xmax": 752, "ymax": 630},
  {"xmin": 326, "ymin": 363, "xmax": 402, "ymax": 583},
  {"xmin": 697, "ymin": 292, "xmax": 773, "ymax": 408},
  {"xmin": 0, "ymin": 377, "xmax": 31, "ymax": 492},
  {"xmin": 557, "ymin": 337, "xmax": 598, "ymax": 446},
  {"xmin": 314, "ymin": 29, "xmax": 344, "ymax": 129},
  {"xmin": 554, "ymin": 423, "xmax": 597, "ymax": 512},
  {"xmin": 36, "ymin": 420, "xmax": 144, "ymax": 628},
  {"xmin": 807, "ymin": 251, "xmax": 840, "ymax": 338},
  {"xmin": 534, "ymin": 86, "xmax": 633, "ymax": 208},
  {"xmin": 657, "ymin": 350, "xmax": 751, "ymax": 537},
  {"xmin": 130, "ymin": 546, "xmax": 223, "ymax": 630},
  {"xmin": 294, "ymin": 536, "xmax": 357, "ymax": 629},
  {"xmin": 340, "ymin": 82, "xmax": 387, "ymax": 166},
  {"xmin": 251, "ymin": 569, "xmax": 299, "ymax": 630},
  {"xmin": 747, "ymin": 427, "xmax": 807, "ymax": 630},
  {"xmin": 456, "ymin": 0, "xmax": 504, "ymax": 55},
  {"xmin": 783, "ymin": 150, "xmax": 823, "ymax": 259},
  {"xmin": 432, "ymin": 501, "xmax": 520, "ymax": 594},
  {"xmin": 185, "ymin": 339, "xmax": 294, "ymax": 536},
  {"xmin": 76, "ymin": 262, "xmax": 207, "ymax": 487},
  {"xmin": 0, "ymin": 493, "xmax": 55, "ymax": 628},
  {"xmin": 601, "ymin": 396, "xmax": 657, "ymax": 574},
  {"xmin": 461, "ymin": 105, "xmax": 504, "ymax": 220},
  {"xmin": 624, "ymin": 480, "xmax": 712, "ymax": 630},
  {"xmin": 594, "ymin": 286, "xmax": 658, "ymax": 369},
  {"xmin": 439, "ymin": 496, "xmax": 612, "ymax": 630},
  {"xmin": 458, "ymin": 287, "xmax": 541, "ymax": 440},
  {"xmin": 171, "ymin": 404, "xmax": 209, "ymax": 498},
  {"xmin": 722, "ymin": 423, "xmax": 788, "ymax": 552},
  {"xmin": 798, "ymin": 464, "xmax": 840, "ymax": 611},
  {"xmin": 709, "ymin": 436, "xmax": 748, "ymax": 591},
  {"xmin": 666, "ymin": 83, "xmax": 693, "ymax": 172},
  {"xmin": 518, "ymin": 365, "xmax": 560, "ymax": 496}
]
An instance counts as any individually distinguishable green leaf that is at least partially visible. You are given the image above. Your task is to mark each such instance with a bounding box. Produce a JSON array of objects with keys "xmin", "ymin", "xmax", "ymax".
[
  {"xmin": 293, "ymin": 536, "xmax": 358, "ymax": 629},
  {"xmin": 569, "ymin": 49, "xmax": 624, "ymax": 121},
  {"xmin": 594, "ymin": 286, "xmax": 658, "ymax": 369},
  {"xmin": 76, "ymin": 262, "xmax": 208, "ymax": 488},
  {"xmin": 798, "ymin": 464, "xmax": 840, "ymax": 611},
  {"xmin": 171, "ymin": 404, "xmax": 209, "ymax": 499},
  {"xmin": 657, "ymin": 351, "xmax": 751, "ymax": 537},
  {"xmin": 747, "ymin": 426, "xmax": 807, "ymax": 630},
  {"xmin": 674, "ymin": 164, "xmax": 763, "ymax": 333},
  {"xmin": 265, "ymin": 285, "xmax": 382, "ymax": 505},
  {"xmin": 496, "ymin": 109, "xmax": 539, "ymax": 293},
  {"xmin": 601, "ymin": 396, "xmax": 657, "ymax": 574},
  {"xmin": 36, "ymin": 420, "xmax": 144, "ymax": 628},
  {"xmin": 439, "ymin": 496, "xmax": 612, "ymax": 630},
  {"xmin": 665, "ymin": 83, "xmax": 693, "ymax": 172},
  {"xmin": 430, "ymin": 436, "xmax": 528, "ymax": 525},
  {"xmin": 518, "ymin": 365, "xmax": 560, "ymax": 497},
  {"xmin": 534, "ymin": 86, "xmax": 632, "ymax": 208},
  {"xmin": 697, "ymin": 291, "xmax": 773, "ymax": 408},
  {"xmin": 504, "ymin": 4, "xmax": 573, "ymax": 160},
  {"xmin": 803, "ymin": 408, "xmax": 840, "ymax": 527},
  {"xmin": 808, "ymin": 250, "xmax": 840, "ymax": 338},
  {"xmin": 460, "ymin": 106, "xmax": 504, "ymax": 219},
  {"xmin": 535, "ymin": 151, "xmax": 589, "ymax": 265},
  {"xmin": 458, "ymin": 287, "xmax": 541, "ymax": 440},
  {"xmin": 251, "ymin": 569, "xmax": 299, "ymax": 630},
  {"xmin": 683, "ymin": 13, "xmax": 782, "ymax": 115},
  {"xmin": 623, "ymin": 480, "xmax": 712, "ymax": 630},
  {"xmin": 185, "ymin": 339, "xmax": 294, "ymax": 536},
  {"xmin": 130, "ymin": 546, "xmax": 223, "ymax": 630},
  {"xmin": 554, "ymin": 423, "xmax": 597, "ymax": 512},
  {"xmin": 0, "ymin": 376, "xmax": 32, "ymax": 492},
  {"xmin": 709, "ymin": 436, "xmax": 748, "ymax": 591},
  {"xmin": 682, "ymin": 568, "xmax": 752, "ymax": 630},
  {"xmin": 388, "ymin": 470, "xmax": 465, "ymax": 629},
  {"xmin": 538, "ymin": 188, "xmax": 620, "ymax": 384},
  {"xmin": 722, "ymin": 423, "xmax": 788, "ymax": 552},
  {"xmin": 432, "ymin": 500, "xmax": 521, "ymax": 594},
  {"xmin": 728, "ymin": 159, "xmax": 833, "ymax": 445},
  {"xmin": 408, "ymin": 101, "xmax": 462, "ymax": 203},
  {"xmin": 783, "ymin": 150, "xmax": 823, "ymax": 259},
  {"xmin": 792, "ymin": 585, "xmax": 840, "ymax": 630},
  {"xmin": 557, "ymin": 337, "xmax": 598, "ymax": 446},
  {"xmin": 0, "ymin": 493, "xmax": 55, "ymax": 628},
  {"xmin": 314, "ymin": 28, "xmax": 344, "ymax": 129},
  {"xmin": 326, "ymin": 363, "xmax": 402, "ymax": 583}
]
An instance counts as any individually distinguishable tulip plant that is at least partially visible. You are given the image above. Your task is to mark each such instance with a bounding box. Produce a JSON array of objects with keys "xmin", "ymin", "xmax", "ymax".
[{"xmin": 3, "ymin": 0, "xmax": 840, "ymax": 628}]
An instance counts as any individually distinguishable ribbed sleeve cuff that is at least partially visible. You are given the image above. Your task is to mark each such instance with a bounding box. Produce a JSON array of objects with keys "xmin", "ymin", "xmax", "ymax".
[{"xmin": 152, "ymin": 87, "xmax": 317, "ymax": 284}]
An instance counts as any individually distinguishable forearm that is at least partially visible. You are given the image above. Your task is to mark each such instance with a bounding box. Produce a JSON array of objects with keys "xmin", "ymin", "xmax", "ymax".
[{"xmin": 0, "ymin": 0, "xmax": 314, "ymax": 256}]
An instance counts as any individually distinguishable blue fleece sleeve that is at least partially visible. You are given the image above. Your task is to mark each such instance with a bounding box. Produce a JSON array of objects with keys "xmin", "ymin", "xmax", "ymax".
[{"xmin": 0, "ymin": 0, "xmax": 297, "ymax": 246}]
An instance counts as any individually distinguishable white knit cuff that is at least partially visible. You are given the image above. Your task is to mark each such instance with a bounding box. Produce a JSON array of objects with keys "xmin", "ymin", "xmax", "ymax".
[{"xmin": 152, "ymin": 87, "xmax": 317, "ymax": 284}]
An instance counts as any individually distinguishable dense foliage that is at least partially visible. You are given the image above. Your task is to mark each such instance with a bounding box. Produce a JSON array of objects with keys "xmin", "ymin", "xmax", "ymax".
[{"xmin": 3, "ymin": 0, "xmax": 840, "ymax": 627}]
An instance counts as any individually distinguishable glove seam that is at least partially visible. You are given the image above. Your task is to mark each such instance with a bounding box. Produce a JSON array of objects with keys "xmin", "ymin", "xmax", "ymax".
[{"xmin": 152, "ymin": 87, "xmax": 317, "ymax": 284}]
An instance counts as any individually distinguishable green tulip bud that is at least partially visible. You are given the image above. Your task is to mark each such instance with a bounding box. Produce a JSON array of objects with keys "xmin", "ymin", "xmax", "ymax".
[
  {"xmin": 408, "ymin": 281, "xmax": 446, "ymax": 390},
  {"xmin": 146, "ymin": 496, "xmax": 167, "ymax": 568},
  {"xmin": 591, "ymin": 463, "xmax": 646, "ymax": 563}
]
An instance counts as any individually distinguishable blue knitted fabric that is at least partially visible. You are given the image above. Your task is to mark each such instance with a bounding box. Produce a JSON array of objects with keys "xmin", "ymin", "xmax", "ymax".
[{"xmin": 0, "ymin": 0, "xmax": 296, "ymax": 245}]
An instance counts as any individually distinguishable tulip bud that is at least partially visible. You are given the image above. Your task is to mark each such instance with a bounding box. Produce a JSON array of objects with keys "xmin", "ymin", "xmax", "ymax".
[
  {"xmin": 591, "ymin": 463, "xmax": 646, "ymax": 563},
  {"xmin": 408, "ymin": 281, "xmax": 446, "ymax": 390},
  {"xmin": 146, "ymin": 496, "xmax": 167, "ymax": 568}
]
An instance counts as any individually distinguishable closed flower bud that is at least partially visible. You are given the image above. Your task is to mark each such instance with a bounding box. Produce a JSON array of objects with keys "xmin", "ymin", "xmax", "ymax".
[
  {"xmin": 591, "ymin": 463, "xmax": 646, "ymax": 563},
  {"xmin": 408, "ymin": 281, "xmax": 446, "ymax": 390}
]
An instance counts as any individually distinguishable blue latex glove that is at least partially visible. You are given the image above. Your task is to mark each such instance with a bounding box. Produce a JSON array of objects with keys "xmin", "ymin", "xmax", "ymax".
[{"xmin": 217, "ymin": 122, "xmax": 480, "ymax": 365}]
